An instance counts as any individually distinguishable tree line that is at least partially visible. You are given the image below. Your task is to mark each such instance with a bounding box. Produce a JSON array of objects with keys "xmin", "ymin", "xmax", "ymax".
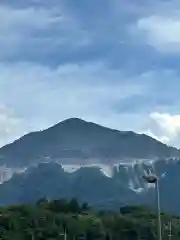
[{"xmin": 0, "ymin": 198, "xmax": 179, "ymax": 239}]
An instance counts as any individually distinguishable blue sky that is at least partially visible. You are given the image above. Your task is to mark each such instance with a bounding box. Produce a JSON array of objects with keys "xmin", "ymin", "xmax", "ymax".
[{"xmin": 1, "ymin": 0, "xmax": 180, "ymax": 147}]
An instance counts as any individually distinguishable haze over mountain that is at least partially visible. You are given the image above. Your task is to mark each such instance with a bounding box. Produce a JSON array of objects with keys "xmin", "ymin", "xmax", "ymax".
[{"xmin": 0, "ymin": 118, "xmax": 179, "ymax": 167}]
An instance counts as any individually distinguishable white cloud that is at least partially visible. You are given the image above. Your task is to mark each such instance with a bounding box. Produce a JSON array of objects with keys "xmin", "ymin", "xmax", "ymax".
[
  {"xmin": 136, "ymin": 15, "xmax": 180, "ymax": 52},
  {"xmin": 143, "ymin": 112, "xmax": 180, "ymax": 147}
]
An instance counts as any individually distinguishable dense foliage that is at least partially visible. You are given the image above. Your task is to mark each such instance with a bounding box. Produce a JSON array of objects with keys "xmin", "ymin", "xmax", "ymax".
[{"xmin": 0, "ymin": 199, "xmax": 179, "ymax": 239}]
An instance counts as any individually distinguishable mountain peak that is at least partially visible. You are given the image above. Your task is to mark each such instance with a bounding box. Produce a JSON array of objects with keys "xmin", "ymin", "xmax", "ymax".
[
  {"xmin": 49, "ymin": 117, "xmax": 94, "ymax": 131},
  {"xmin": 60, "ymin": 117, "xmax": 87, "ymax": 125},
  {"xmin": 49, "ymin": 117, "xmax": 109, "ymax": 133},
  {"xmin": 0, "ymin": 118, "xmax": 179, "ymax": 167}
]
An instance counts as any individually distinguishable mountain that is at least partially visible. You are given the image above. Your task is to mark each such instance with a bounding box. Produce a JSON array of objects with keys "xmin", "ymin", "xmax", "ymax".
[
  {"xmin": 0, "ymin": 162, "xmax": 144, "ymax": 206},
  {"xmin": 0, "ymin": 118, "xmax": 179, "ymax": 167},
  {"xmin": 0, "ymin": 118, "xmax": 180, "ymax": 213},
  {"xmin": 0, "ymin": 159, "xmax": 180, "ymax": 213}
]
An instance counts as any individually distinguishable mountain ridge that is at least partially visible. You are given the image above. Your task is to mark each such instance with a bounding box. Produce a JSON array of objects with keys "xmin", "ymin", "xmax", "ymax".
[
  {"xmin": 0, "ymin": 118, "xmax": 179, "ymax": 167},
  {"xmin": 0, "ymin": 159, "xmax": 180, "ymax": 213},
  {"xmin": 0, "ymin": 118, "xmax": 176, "ymax": 149}
]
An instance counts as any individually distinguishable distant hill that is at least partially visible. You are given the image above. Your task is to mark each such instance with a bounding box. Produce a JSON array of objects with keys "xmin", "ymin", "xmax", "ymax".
[
  {"xmin": 1, "ymin": 159, "xmax": 180, "ymax": 213},
  {"xmin": 0, "ymin": 118, "xmax": 179, "ymax": 167}
]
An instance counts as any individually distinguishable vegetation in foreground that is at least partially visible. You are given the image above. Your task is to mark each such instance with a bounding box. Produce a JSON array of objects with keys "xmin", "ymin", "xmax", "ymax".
[{"xmin": 0, "ymin": 198, "xmax": 179, "ymax": 239}]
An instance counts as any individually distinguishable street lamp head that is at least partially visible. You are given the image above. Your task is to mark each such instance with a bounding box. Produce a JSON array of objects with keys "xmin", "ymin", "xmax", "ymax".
[{"xmin": 142, "ymin": 175, "xmax": 158, "ymax": 184}]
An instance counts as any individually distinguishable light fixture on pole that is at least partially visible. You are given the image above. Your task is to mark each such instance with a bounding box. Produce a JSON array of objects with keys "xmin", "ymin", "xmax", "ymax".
[{"xmin": 142, "ymin": 174, "xmax": 162, "ymax": 240}]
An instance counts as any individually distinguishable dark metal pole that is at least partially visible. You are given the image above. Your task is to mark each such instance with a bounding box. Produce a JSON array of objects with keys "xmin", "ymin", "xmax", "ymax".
[{"xmin": 155, "ymin": 179, "xmax": 162, "ymax": 240}]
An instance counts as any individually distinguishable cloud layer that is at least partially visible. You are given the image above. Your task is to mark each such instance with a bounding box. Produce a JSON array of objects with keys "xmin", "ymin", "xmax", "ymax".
[{"xmin": 1, "ymin": 0, "xmax": 180, "ymax": 147}]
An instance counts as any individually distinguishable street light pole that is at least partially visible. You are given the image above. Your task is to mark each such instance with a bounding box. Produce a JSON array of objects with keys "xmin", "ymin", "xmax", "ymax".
[
  {"xmin": 168, "ymin": 220, "xmax": 172, "ymax": 240},
  {"xmin": 156, "ymin": 178, "xmax": 162, "ymax": 240},
  {"xmin": 143, "ymin": 175, "xmax": 162, "ymax": 240}
]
